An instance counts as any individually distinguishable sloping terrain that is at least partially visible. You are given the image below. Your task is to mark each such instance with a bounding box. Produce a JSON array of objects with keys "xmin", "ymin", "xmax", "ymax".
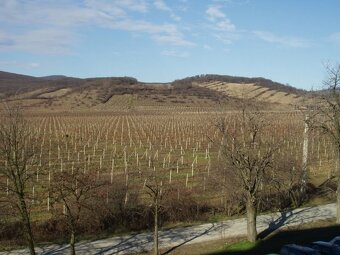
[
  {"xmin": 196, "ymin": 81, "xmax": 303, "ymax": 105},
  {"xmin": 174, "ymin": 74, "xmax": 308, "ymax": 107},
  {"xmin": 0, "ymin": 71, "xmax": 311, "ymax": 111}
]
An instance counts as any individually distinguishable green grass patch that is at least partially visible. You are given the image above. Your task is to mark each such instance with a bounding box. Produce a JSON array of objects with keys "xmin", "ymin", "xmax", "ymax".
[
  {"xmin": 223, "ymin": 240, "xmax": 259, "ymax": 252},
  {"xmin": 208, "ymin": 219, "xmax": 337, "ymax": 255}
]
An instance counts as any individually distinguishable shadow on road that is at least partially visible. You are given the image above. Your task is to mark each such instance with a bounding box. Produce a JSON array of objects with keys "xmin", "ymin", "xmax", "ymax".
[
  {"xmin": 11, "ymin": 205, "xmax": 334, "ymax": 255},
  {"xmin": 38, "ymin": 222, "xmax": 229, "ymax": 255},
  {"xmin": 39, "ymin": 233, "xmax": 148, "ymax": 255},
  {"xmin": 162, "ymin": 222, "xmax": 229, "ymax": 255},
  {"xmin": 258, "ymin": 210, "xmax": 293, "ymax": 240},
  {"xmin": 258, "ymin": 205, "xmax": 333, "ymax": 239},
  {"xmin": 92, "ymin": 233, "xmax": 149, "ymax": 255},
  {"xmin": 208, "ymin": 224, "xmax": 340, "ymax": 255}
]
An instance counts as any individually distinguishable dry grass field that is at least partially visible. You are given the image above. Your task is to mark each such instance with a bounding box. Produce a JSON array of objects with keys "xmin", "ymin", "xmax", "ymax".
[
  {"xmin": 0, "ymin": 71, "xmax": 313, "ymax": 112},
  {"xmin": 0, "ymin": 111, "xmax": 336, "ymax": 218},
  {"xmin": 0, "ymin": 71, "xmax": 334, "ymax": 250},
  {"xmin": 195, "ymin": 81, "xmax": 305, "ymax": 105}
]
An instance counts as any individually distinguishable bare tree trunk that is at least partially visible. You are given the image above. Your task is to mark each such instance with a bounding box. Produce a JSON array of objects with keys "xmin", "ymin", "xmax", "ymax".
[
  {"xmin": 301, "ymin": 115, "xmax": 309, "ymax": 195},
  {"xmin": 246, "ymin": 196, "xmax": 257, "ymax": 242},
  {"xmin": 154, "ymin": 198, "xmax": 159, "ymax": 255},
  {"xmin": 19, "ymin": 197, "xmax": 36, "ymax": 255},
  {"xmin": 337, "ymin": 174, "xmax": 340, "ymax": 224},
  {"xmin": 0, "ymin": 106, "xmax": 36, "ymax": 255},
  {"xmin": 70, "ymin": 229, "xmax": 76, "ymax": 255}
]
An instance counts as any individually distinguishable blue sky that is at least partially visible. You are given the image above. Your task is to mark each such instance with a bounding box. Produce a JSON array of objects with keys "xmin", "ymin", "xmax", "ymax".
[{"xmin": 0, "ymin": 0, "xmax": 339, "ymax": 90}]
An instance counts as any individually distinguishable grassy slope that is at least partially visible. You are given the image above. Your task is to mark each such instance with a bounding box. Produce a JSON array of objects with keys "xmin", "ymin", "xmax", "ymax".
[{"xmin": 0, "ymin": 71, "xmax": 312, "ymax": 111}]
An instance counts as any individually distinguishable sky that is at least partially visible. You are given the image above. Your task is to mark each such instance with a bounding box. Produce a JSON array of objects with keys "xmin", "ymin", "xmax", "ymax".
[{"xmin": 0, "ymin": 0, "xmax": 339, "ymax": 90}]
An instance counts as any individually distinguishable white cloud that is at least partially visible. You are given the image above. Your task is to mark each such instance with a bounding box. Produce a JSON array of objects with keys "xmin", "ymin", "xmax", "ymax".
[
  {"xmin": 154, "ymin": 0, "xmax": 171, "ymax": 11},
  {"xmin": 170, "ymin": 13, "xmax": 181, "ymax": 22},
  {"xmin": 330, "ymin": 33, "xmax": 340, "ymax": 44},
  {"xmin": 153, "ymin": 0, "xmax": 181, "ymax": 21},
  {"xmin": 115, "ymin": 0, "xmax": 148, "ymax": 13},
  {"xmin": 109, "ymin": 20, "xmax": 177, "ymax": 35},
  {"xmin": 85, "ymin": 0, "xmax": 149, "ymax": 15},
  {"xmin": 153, "ymin": 34, "xmax": 195, "ymax": 46},
  {"xmin": 216, "ymin": 20, "xmax": 235, "ymax": 32},
  {"xmin": 212, "ymin": 0, "xmax": 250, "ymax": 4},
  {"xmin": 0, "ymin": 29, "xmax": 76, "ymax": 54},
  {"xmin": 107, "ymin": 19, "xmax": 194, "ymax": 45},
  {"xmin": 254, "ymin": 31, "xmax": 311, "ymax": 48},
  {"xmin": 161, "ymin": 50, "xmax": 189, "ymax": 57},
  {"xmin": 0, "ymin": 60, "xmax": 40, "ymax": 69},
  {"xmin": 203, "ymin": 44, "xmax": 213, "ymax": 50},
  {"xmin": 0, "ymin": 32, "xmax": 14, "ymax": 47},
  {"xmin": 213, "ymin": 33, "xmax": 238, "ymax": 44},
  {"xmin": 206, "ymin": 6, "xmax": 226, "ymax": 21},
  {"xmin": 0, "ymin": 0, "xmax": 191, "ymax": 54},
  {"xmin": 108, "ymin": 19, "xmax": 194, "ymax": 47},
  {"xmin": 205, "ymin": 5, "xmax": 237, "ymax": 44},
  {"xmin": 0, "ymin": 1, "xmax": 106, "ymax": 26}
]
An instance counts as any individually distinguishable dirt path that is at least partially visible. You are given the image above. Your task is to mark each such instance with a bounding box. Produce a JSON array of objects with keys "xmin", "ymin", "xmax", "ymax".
[{"xmin": 0, "ymin": 203, "xmax": 335, "ymax": 255}]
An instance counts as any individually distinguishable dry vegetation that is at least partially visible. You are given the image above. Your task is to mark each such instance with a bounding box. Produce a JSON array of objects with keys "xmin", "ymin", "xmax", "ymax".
[
  {"xmin": 0, "ymin": 109, "xmax": 337, "ymax": 249},
  {"xmin": 195, "ymin": 81, "xmax": 305, "ymax": 105},
  {"xmin": 0, "ymin": 70, "xmax": 337, "ymax": 253},
  {"xmin": 0, "ymin": 71, "xmax": 312, "ymax": 112}
]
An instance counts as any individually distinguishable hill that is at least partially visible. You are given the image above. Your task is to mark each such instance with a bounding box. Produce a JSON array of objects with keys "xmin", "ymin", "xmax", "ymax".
[
  {"xmin": 0, "ymin": 71, "xmax": 311, "ymax": 111},
  {"xmin": 174, "ymin": 74, "xmax": 307, "ymax": 106}
]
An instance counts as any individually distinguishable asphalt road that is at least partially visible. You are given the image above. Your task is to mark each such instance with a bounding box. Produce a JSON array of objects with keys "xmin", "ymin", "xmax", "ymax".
[{"xmin": 0, "ymin": 203, "xmax": 336, "ymax": 255}]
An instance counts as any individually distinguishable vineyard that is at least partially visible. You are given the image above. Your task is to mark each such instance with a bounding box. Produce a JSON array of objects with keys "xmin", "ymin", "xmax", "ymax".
[{"xmin": 1, "ymin": 111, "xmax": 337, "ymax": 214}]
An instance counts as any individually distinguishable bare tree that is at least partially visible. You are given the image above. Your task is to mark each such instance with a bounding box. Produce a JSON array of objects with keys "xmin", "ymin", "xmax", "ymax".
[
  {"xmin": 143, "ymin": 167, "xmax": 169, "ymax": 255},
  {"xmin": 0, "ymin": 105, "xmax": 36, "ymax": 255},
  {"xmin": 145, "ymin": 181, "xmax": 161, "ymax": 255},
  {"xmin": 301, "ymin": 114, "xmax": 310, "ymax": 196},
  {"xmin": 216, "ymin": 109, "xmax": 279, "ymax": 242},
  {"xmin": 310, "ymin": 63, "xmax": 340, "ymax": 222},
  {"xmin": 50, "ymin": 167, "xmax": 103, "ymax": 255}
]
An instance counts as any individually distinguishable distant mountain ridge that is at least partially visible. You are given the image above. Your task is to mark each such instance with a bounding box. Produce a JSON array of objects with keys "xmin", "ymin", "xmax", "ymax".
[
  {"xmin": 0, "ymin": 70, "xmax": 303, "ymax": 93},
  {"xmin": 0, "ymin": 70, "xmax": 311, "ymax": 111},
  {"xmin": 173, "ymin": 74, "xmax": 305, "ymax": 95},
  {"xmin": 39, "ymin": 75, "xmax": 70, "ymax": 80}
]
